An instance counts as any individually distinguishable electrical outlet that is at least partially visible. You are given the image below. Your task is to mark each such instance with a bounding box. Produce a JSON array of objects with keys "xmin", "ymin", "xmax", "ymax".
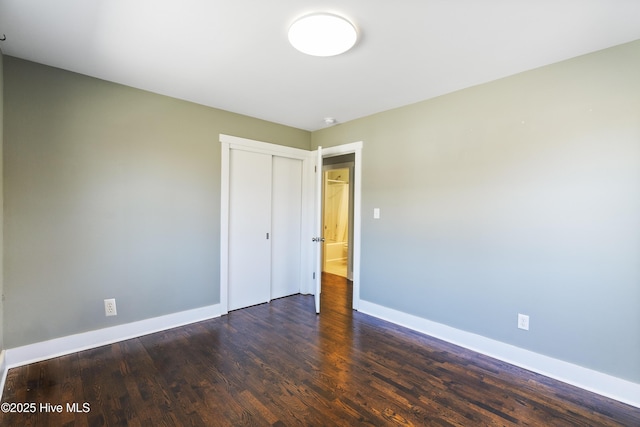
[
  {"xmin": 104, "ymin": 298, "xmax": 117, "ymax": 316},
  {"xmin": 518, "ymin": 313, "xmax": 529, "ymax": 330}
]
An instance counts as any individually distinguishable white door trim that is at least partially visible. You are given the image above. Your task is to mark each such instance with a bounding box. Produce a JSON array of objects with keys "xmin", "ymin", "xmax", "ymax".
[{"xmin": 219, "ymin": 134, "xmax": 313, "ymax": 315}]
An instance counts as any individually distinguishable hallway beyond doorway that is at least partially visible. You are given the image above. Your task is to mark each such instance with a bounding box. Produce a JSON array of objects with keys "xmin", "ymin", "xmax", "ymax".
[
  {"xmin": 322, "ymin": 160, "xmax": 353, "ymax": 280},
  {"xmin": 324, "ymin": 258, "xmax": 348, "ymax": 277}
]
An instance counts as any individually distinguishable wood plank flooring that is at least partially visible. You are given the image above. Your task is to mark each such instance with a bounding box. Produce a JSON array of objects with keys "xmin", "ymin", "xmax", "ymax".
[{"xmin": 2, "ymin": 273, "xmax": 639, "ymax": 426}]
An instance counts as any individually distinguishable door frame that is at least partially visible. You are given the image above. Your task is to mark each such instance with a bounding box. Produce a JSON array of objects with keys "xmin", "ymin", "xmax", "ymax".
[
  {"xmin": 219, "ymin": 134, "xmax": 314, "ymax": 315},
  {"xmin": 317, "ymin": 142, "xmax": 362, "ymax": 311}
]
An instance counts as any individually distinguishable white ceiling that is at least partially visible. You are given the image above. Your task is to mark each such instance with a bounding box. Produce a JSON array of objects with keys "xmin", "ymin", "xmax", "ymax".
[{"xmin": 1, "ymin": 1, "xmax": 639, "ymax": 131}]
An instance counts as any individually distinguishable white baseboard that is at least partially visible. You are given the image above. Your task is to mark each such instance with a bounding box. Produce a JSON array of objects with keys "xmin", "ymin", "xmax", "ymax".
[
  {"xmin": 3, "ymin": 301, "xmax": 638, "ymax": 409},
  {"xmin": 5, "ymin": 304, "xmax": 221, "ymax": 370},
  {"xmin": 358, "ymin": 300, "xmax": 640, "ymax": 409}
]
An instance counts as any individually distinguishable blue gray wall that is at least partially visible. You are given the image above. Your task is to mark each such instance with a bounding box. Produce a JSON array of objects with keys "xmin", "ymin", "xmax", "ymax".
[
  {"xmin": 3, "ymin": 57, "xmax": 310, "ymax": 348},
  {"xmin": 313, "ymin": 40, "xmax": 640, "ymax": 383}
]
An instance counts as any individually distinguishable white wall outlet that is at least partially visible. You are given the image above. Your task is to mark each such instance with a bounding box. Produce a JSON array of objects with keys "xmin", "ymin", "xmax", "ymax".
[
  {"xmin": 518, "ymin": 313, "xmax": 529, "ymax": 330},
  {"xmin": 104, "ymin": 298, "xmax": 117, "ymax": 316}
]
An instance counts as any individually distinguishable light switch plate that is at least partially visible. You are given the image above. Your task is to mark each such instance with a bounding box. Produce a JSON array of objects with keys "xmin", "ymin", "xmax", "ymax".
[
  {"xmin": 518, "ymin": 313, "xmax": 529, "ymax": 330},
  {"xmin": 373, "ymin": 208, "xmax": 380, "ymax": 219}
]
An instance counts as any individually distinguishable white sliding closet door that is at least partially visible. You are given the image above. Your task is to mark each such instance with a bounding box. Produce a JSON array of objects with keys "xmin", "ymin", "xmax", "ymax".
[
  {"xmin": 228, "ymin": 149, "xmax": 272, "ymax": 311},
  {"xmin": 227, "ymin": 149, "xmax": 304, "ymax": 311},
  {"xmin": 271, "ymin": 156, "xmax": 303, "ymax": 299}
]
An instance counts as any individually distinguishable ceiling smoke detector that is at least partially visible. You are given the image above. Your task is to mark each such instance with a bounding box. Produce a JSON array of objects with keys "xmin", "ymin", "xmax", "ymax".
[{"xmin": 288, "ymin": 13, "xmax": 358, "ymax": 57}]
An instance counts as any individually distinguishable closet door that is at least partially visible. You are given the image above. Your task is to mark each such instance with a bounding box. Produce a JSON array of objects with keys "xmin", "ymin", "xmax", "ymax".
[
  {"xmin": 228, "ymin": 149, "xmax": 272, "ymax": 311},
  {"xmin": 271, "ymin": 156, "xmax": 303, "ymax": 299}
]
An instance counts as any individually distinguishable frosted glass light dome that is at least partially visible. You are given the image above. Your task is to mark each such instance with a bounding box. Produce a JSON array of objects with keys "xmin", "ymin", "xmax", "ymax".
[{"xmin": 288, "ymin": 13, "xmax": 358, "ymax": 57}]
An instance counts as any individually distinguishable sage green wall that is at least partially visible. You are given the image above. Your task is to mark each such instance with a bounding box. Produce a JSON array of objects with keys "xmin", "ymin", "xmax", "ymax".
[
  {"xmin": 312, "ymin": 40, "xmax": 640, "ymax": 383},
  {"xmin": 4, "ymin": 57, "xmax": 310, "ymax": 348}
]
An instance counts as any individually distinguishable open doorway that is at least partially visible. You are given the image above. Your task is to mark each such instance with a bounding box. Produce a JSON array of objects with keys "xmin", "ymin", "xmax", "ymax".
[
  {"xmin": 322, "ymin": 160, "xmax": 354, "ymax": 278},
  {"xmin": 321, "ymin": 154, "xmax": 355, "ymax": 313},
  {"xmin": 313, "ymin": 142, "xmax": 362, "ymax": 314}
]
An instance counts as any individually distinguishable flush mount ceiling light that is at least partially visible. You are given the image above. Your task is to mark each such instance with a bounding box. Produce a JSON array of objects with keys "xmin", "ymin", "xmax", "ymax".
[{"xmin": 288, "ymin": 13, "xmax": 358, "ymax": 57}]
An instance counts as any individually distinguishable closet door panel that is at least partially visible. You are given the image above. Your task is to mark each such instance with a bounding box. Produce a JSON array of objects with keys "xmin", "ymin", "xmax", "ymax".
[
  {"xmin": 271, "ymin": 156, "xmax": 303, "ymax": 299},
  {"xmin": 228, "ymin": 149, "xmax": 272, "ymax": 310}
]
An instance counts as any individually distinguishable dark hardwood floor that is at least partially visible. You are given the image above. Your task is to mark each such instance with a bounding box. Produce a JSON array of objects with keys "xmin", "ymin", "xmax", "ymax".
[{"xmin": 2, "ymin": 273, "xmax": 639, "ymax": 426}]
